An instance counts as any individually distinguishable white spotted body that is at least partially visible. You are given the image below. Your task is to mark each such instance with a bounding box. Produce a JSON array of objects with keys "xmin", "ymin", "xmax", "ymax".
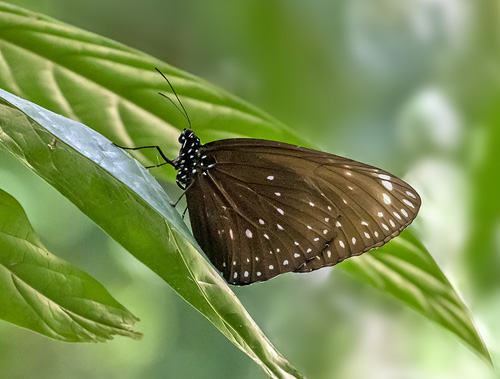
[{"xmin": 174, "ymin": 129, "xmax": 212, "ymax": 188}]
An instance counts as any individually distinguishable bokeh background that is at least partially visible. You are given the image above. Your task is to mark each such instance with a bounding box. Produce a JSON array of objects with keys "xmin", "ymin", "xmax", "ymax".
[{"xmin": 0, "ymin": 0, "xmax": 499, "ymax": 378}]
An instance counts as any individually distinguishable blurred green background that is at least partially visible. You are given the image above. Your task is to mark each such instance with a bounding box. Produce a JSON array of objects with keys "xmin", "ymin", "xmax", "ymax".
[{"xmin": 0, "ymin": 0, "xmax": 499, "ymax": 378}]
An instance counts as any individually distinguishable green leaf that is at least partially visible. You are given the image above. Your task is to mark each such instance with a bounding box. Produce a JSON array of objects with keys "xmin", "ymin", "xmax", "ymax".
[
  {"xmin": 0, "ymin": 1, "xmax": 491, "ymax": 367},
  {"xmin": 0, "ymin": 89, "xmax": 303, "ymax": 378},
  {"xmin": 0, "ymin": 187, "xmax": 141, "ymax": 342},
  {"xmin": 341, "ymin": 230, "xmax": 491, "ymax": 364},
  {"xmin": 0, "ymin": 2, "xmax": 303, "ymax": 183}
]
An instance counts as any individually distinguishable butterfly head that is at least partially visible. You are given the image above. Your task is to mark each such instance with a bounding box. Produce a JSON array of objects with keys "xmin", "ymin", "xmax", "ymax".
[{"xmin": 178, "ymin": 128, "xmax": 198, "ymax": 144}]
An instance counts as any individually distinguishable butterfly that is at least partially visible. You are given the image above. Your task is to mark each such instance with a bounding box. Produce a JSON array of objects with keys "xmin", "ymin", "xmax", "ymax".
[{"xmin": 115, "ymin": 69, "xmax": 421, "ymax": 286}]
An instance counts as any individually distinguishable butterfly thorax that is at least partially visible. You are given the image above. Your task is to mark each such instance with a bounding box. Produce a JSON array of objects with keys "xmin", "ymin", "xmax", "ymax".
[{"xmin": 175, "ymin": 129, "xmax": 210, "ymax": 188}]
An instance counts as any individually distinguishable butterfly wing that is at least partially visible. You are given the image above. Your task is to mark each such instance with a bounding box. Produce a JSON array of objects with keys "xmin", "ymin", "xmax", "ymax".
[
  {"xmin": 186, "ymin": 141, "xmax": 339, "ymax": 284},
  {"xmin": 293, "ymin": 154, "xmax": 420, "ymax": 272},
  {"xmin": 186, "ymin": 139, "xmax": 420, "ymax": 285}
]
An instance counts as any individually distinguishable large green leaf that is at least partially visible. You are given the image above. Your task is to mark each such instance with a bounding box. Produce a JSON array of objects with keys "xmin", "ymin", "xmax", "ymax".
[
  {"xmin": 341, "ymin": 230, "xmax": 491, "ymax": 363},
  {"xmin": 0, "ymin": 89, "xmax": 303, "ymax": 379},
  {"xmin": 0, "ymin": 2, "xmax": 302, "ymax": 183},
  {"xmin": 0, "ymin": 187, "xmax": 141, "ymax": 342},
  {"xmin": 0, "ymin": 1, "xmax": 490, "ymax": 366}
]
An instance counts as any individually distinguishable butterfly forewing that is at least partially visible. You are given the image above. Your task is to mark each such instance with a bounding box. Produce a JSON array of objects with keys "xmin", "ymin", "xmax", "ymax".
[
  {"xmin": 185, "ymin": 138, "xmax": 420, "ymax": 285},
  {"xmin": 295, "ymin": 159, "xmax": 420, "ymax": 272}
]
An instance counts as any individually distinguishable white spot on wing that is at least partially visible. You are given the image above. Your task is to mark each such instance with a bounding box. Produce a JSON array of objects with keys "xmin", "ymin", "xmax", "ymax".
[
  {"xmin": 406, "ymin": 191, "xmax": 417, "ymax": 199},
  {"xmin": 393, "ymin": 212, "xmax": 401, "ymax": 220},
  {"xmin": 382, "ymin": 180, "xmax": 393, "ymax": 190},
  {"xmin": 234, "ymin": 272, "xmax": 238, "ymax": 279},
  {"xmin": 309, "ymin": 202, "xmax": 315, "ymax": 207},
  {"xmin": 364, "ymin": 232, "xmax": 370, "ymax": 239},
  {"xmin": 327, "ymin": 251, "xmax": 332, "ymax": 258},
  {"xmin": 389, "ymin": 219, "xmax": 396, "ymax": 227},
  {"xmin": 277, "ymin": 208, "xmax": 284, "ymax": 215},
  {"xmin": 383, "ymin": 193, "xmax": 391, "ymax": 204},
  {"xmin": 339, "ymin": 240, "xmax": 345, "ymax": 248},
  {"xmin": 336, "ymin": 221, "xmax": 342, "ymax": 227},
  {"xmin": 314, "ymin": 237, "xmax": 320, "ymax": 242},
  {"xmin": 277, "ymin": 224, "xmax": 284, "ymax": 230},
  {"xmin": 374, "ymin": 231, "xmax": 379, "ymax": 238},
  {"xmin": 245, "ymin": 229, "xmax": 253, "ymax": 238},
  {"xmin": 294, "ymin": 253, "xmax": 300, "ymax": 258},
  {"xmin": 378, "ymin": 212, "xmax": 384, "ymax": 217},
  {"xmin": 379, "ymin": 174, "xmax": 391, "ymax": 180},
  {"xmin": 264, "ymin": 234, "xmax": 269, "ymax": 239},
  {"xmin": 352, "ymin": 237, "xmax": 356, "ymax": 245},
  {"xmin": 361, "ymin": 221, "xmax": 368, "ymax": 226},
  {"xmin": 257, "ymin": 271, "xmax": 261, "ymax": 276},
  {"xmin": 403, "ymin": 199, "xmax": 415, "ymax": 208},
  {"xmin": 275, "ymin": 192, "xmax": 281, "ymax": 196},
  {"xmin": 382, "ymin": 223, "xmax": 389, "ymax": 231},
  {"xmin": 259, "ymin": 219, "xmax": 265, "ymax": 225},
  {"xmin": 229, "ymin": 229, "xmax": 234, "ymax": 240},
  {"xmin": 401, "ymin": 209, "xmax": 409, "ymax": 217},
  {"xmin": 269, "ymin": 265, "xmax": 274, "ymax": 270},
  {"xmin": 267, "ymin": 175, "xmax": 274, "ymax": 180},
  {"xmin": 244, "ymin": 271, "xmax": 249, "ymax": 277},
  {"xmin": 283, "ymin": 260, "xmax": 289, "ymax": 265},
  {"xmin": 307, "ymin": 248, "xmax": 312, "ymax": 253},
  {"xmin": 294, "ymin": 241, "xmax": 300, "ymax": 246}
]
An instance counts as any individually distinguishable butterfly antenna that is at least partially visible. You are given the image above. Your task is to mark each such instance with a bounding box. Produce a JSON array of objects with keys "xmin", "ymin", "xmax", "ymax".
[{"xmin": 155, "ymin": 67, "xmax": 192, "ymax": 129}]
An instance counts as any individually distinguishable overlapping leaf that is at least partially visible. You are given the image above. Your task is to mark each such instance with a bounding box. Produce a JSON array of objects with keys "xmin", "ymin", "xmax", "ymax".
[
  {"xmin": 0, "ymin": 187, "xmax": 141, "ymax": 342},
  {"xmin": 342, "ymin": 230, "xmax": 490, "ymax": 363},
  {"xmin": 0, "ymin": 89, "xmax": 303, "ymax": 379}
]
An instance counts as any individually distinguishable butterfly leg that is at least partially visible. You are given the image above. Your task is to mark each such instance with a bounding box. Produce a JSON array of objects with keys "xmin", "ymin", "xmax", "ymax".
[
  {"xmin": 171, "ymin": 180, "xmax": 194, "ymax": 207},
  {"xmin": 112, "ymin": 143, "xmax": 176, "ymax": 167},
  {"xmin": 172, "ymin": 192, "xmax": 186, "ymax": 207}
]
